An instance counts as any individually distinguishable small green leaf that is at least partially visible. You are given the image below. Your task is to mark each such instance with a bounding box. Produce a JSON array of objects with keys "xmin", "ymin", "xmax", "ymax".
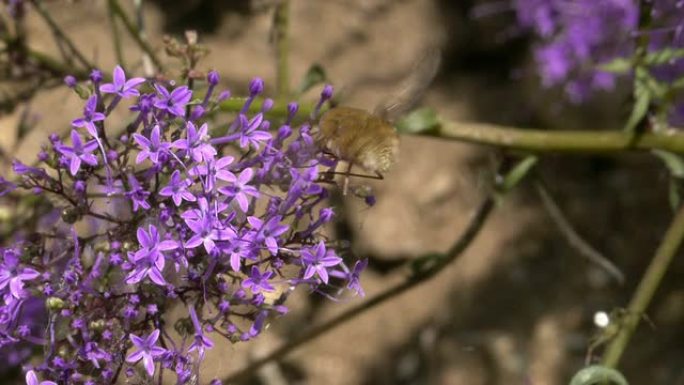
[
  {"xmin": 569, "ymin": 365, "xmax": 628, "ymax": 385},
  {"xmin": 296, "ymin": 64, "xmax": 327, "ymax": 95},
  {"xmin": 643, "ymin": 48, "xmax": 684, "ymax": 66},
  {"xmin": 623, "ymin": 91, "xmax": 650, "ymax": 132},
  {"xmin": 599, "ymin": 57, "xmax": 633, "ymax": 74},
  {"xmin": 395, "ymin": 107, "xmax": 440, "ymax": 134},
  {"xmin": 652, "ymin": 149, "xmax": 684, "ymax": 178},
  {"xmin": 497, "ymin": 155, "xmax": 538, "ymax": 193}
]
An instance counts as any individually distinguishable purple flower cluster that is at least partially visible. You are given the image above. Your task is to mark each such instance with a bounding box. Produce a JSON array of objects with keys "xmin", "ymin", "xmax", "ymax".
[
  {"xmin": 512, "ymin": 0, "xmax": 684, "ymax": 103},
  {"xmin": 0, "ymin": 66, "xmax": 366, "ymax": 384}
]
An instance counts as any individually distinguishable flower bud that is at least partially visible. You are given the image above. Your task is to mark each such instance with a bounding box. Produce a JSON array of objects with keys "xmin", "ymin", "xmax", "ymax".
[
  {"xmin": 207, "ymin": 70, "xmax": 220, "ymax": 86},
  {"xmin": 249, "ymin": 77, "xmax": 264, "ymax": 96},
  {"xmin": 46, "ymin": 296, "xmax": 66, "ymax": 310},
  {"xmin": 64, "ymin": 75, "xmax": 77, "ymax": 88}
]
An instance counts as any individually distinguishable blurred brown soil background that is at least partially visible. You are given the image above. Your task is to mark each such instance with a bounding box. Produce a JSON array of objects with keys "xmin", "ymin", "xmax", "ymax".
[{"xmin": 1, "ymin": 0, "xmax": 683, "ymax": 384}]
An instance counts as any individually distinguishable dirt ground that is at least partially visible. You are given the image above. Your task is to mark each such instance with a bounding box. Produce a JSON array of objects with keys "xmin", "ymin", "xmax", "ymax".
[{"xmin": 2, "ymin": 1, "xmax": 683, "ymax": 384}]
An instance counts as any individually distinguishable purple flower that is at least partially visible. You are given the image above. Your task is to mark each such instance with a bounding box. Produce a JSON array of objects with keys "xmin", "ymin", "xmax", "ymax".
[
  {"xmin": 126, "ymin": 225, "xmax": 178, "ymax": 286},
  {"xmin": 159, "ymin": 170, "xmax": 196, "ymax": 206},
  {"xmin": 247, "ymin": 215, "xmax": 288, "ymax": 255},
  {"xmin": 0, "ymin": 177, "xmax": 16, "ymax": 196},
  {"xmin": 172, "ymin": 122, "xmax": 216, "ymax": 163},
  {"xmin": 11, "ymin": 160, "xmax": 46, "ymax": 178},
  {"xmin": 99, "ymin": 65, "xmax": 145, "ymax": 98},
  {"xmin": 133, "ymin": 125, "xmax": 170, "ymax": 165},
  {"xmin": 238, "ymin": 113, "xmax": 272, "ymax": 149},
  {"xmin": 188, "ymin": 306, "xmax": 213, "ymax": 358},
  {"xmin": 218, "ymin": 168, "xmax": 259, "ymax": 212},
  {"xmin": 189, "ymin": 156, "xmax": 234, "ymax": 191},
  {"xmin": 301, "ymin": 242, "xmax": 342, "ymax": 284},
  {"xmin": 153, "ymin": 84, "xmax": 192, "ymax": 117},
  {"xmin": 57, "ymin": 130, "xmax": 99, "ymax": 175},
  {"xmin": 242, "ymin": 266, "xmax": 275, "ymax": 293},
  {"xmin": 126, "ymin": 329, "xmax": 166, "ymax": 377},
  {"xmin": 125, "ymin": 174, "xmax": 150, "ymax": 212},
  {"xmin": 183, "ymin": 200, "xmax": 236, "ymax": 254},
  {"xmin": 25, "ymin": 370, "xmax": 57, "ymax": 385},
  {"xmin": 71, "ymin": 95, "xmax": 105, "ymax": 139},
  {"xmin": 0, "ymin": 249, "xmax": 40, "ymax": 299}
]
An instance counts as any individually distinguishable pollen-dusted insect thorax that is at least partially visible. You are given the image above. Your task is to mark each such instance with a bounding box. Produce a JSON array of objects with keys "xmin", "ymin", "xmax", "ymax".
[{"xmin": 318, "ymin": 106, "xmax": 399, "ymax": 174}]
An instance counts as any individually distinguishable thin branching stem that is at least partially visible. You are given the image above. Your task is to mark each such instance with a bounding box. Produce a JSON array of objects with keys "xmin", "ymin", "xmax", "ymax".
[
  {"xmin": 534, "ymin": 180, "xmax": 625, "ymax": 285},
  {"xmin": 109, "ymin": 0, "xmax": 164, "ymax": 73},
  {"xmin": 107, "ymin": 0, "xmax": 126, "ymax": 69},
  {"xmin": 273, "ymin": 0, "xmax": 291, "ymax": 100},
  {"xmin": 601, "ymin": 203, "xmax": 684, "ymax": 367},
  {"xmin": 435, "ymin": 120, "xmax": 684, "ymax": 154},
  {"xmin": 29, "ymin": 0, "xmax": 94, "ymax": 70}
]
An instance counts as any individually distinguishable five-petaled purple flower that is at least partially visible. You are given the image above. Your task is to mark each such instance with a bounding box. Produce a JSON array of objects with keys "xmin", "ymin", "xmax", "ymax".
[
  {"xmin": 71, "ymin": 95, "xmax": 105, "ymax": 140},
  {"xmin": 238, "ymin": 113, "xmax": 272, "ymax": 149},
  {"xmin": 0, "ymin": 248, "xmax": 40, "ymax": 299},
  {"xmin": 159, "ymin": 170, "xmax": 196, "ymax": 206},
  {"xmin": 133, "ymin": 125, "xmax": 170, "ymax": 165},
  {"xmin": 183, "ymin": 199, "xmax": 236, "ymax": 254},
  {"xmin": 301, "ymin": 241, "xmax": 342, "ymax": 284},
  {"xmin": 153, "ymin": 84, "xmax": 192, "ymax": 117},
  {"xmin": 126, "ymin": 329, "xmax": 166, "ymax": 377},
  {"xmin": 99, "ymin": 65, "xmax": 146, "ymax": 99},
  {"xmin": 173, "ymin": 122, "xmax": 216, "ymax": 163},
  {"xmin": 126, "ymin": 173, "xmax": 151, "ymax": 212},
  {"xmin": 247, "ymin": 215, "xmax": 289, "ymax": 255},
  {"xmin": 57, "ymin": 130, "xmax": 99, "ymax": 176},
  {"xmin": 242, "ymin": 266, "xmax": 275, "ymax": 293},
  {"xmin": 126, "ymin": 225, "xmax": 178, "ymax": 286},
  {"xmin": 218, "ymin": 168, "xmax": 259, "ymax": 212}
]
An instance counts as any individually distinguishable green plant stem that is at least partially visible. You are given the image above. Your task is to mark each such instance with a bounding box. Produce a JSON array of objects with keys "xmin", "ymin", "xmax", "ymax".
[
  {"xmin": 273, "ymin": 0, "xmax": 291, "ymax": 100},
  {"xmin": 601, "ymin": 203, "xmax": 684, "ymax": 367},
  {"xmin": 109, "ymin": 0, "xmax": 164, "ymax": 73},
  {"xmin": 219, "ymin": 97, "xmax": 317, "ymax": 121},
  {"xmin": 29, "ymin": 0, "xmax": 94, "ymax": 70},
  {"xmin": 107, "ymin": 0, "xmax": 126, "ymax": 69},
  {"xmin": 435, "ymin": 120, "xmax": 684, "ymax": 154}
]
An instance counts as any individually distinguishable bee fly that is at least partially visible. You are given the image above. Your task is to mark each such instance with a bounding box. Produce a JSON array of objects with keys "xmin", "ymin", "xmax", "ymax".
[{"xmin": 316, "ymin": 47, "xmax": 441, "ymax": 195}]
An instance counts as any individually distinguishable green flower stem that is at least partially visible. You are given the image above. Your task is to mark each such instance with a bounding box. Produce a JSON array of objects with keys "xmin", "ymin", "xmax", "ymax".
[
  {"xmin": 220, "ymin": 157, "xmax": 538, "ymax": 383},
  {"xmin": 273, "ymin": 0, "xmax": 291, "ymax": 100},
  {"xmin": 107, "ymin": 0, "xmax": 126, "ymax": 70},
  {"xmin": 29, "ymin": 0, "xmax": 94, "ymax": 70},
  {"xmin": 218, "ymin": 97, "xmax": 319, "ymax": 123},
  {"xmin": 108, "ymin": 0, "xmax": 164, "ymax": 73},
  {"xmin": 601, "ymin": 203, "xmax": 684, "ymax": 368},
  {"xmin": 435, "ymin": 120, "xmax": 684, "ymax": 154}
]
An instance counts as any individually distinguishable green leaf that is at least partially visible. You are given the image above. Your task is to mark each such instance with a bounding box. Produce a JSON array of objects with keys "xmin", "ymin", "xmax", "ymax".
[
  {"xmin": 599, "ymin": 57, "xmax": 633, "ymax": 74},
  {"xmin": 497, "ymin": 155, "xmax": 538, "ymax": 193},
  {"xmin": 652, "ymin": 149, "xmax": 684, "ymax": 178},
  {"xmin": 569, "ymin": 365, "xmax": 628, "ymax": 385},
  {"xmin": 395, "ymin": 107, "xmax": 440, "ymax": 134},
  {"xmin": 296, "ymin": 64, "xmax": 327, "ymax": 95},
  {"xmin": 643, "ymin": 48, "xmax": 684, "ymax": 66},
  {"xmin": 623, "ymin": 90, "xmax": 650, "ymax": 132}
]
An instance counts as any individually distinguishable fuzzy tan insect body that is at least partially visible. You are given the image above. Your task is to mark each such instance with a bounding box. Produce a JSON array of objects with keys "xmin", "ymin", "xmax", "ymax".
[{"xmin": 318, "ymin": 106, "xmax": 399, "ymax": 174}]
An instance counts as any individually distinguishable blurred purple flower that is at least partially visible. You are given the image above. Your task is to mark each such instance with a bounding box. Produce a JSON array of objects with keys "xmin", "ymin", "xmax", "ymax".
[
  {"xmin": 100, "ymin": 65, "xmax": 146, "ymax": 98},
  {"xmin": 126, "ymin": 329, "xmax": 166, "ymax": 377},
  {"xmin": 57, "ymin": 130, "xmax": 98, "ymax": 176},
  {"xmin": 301, "ymin": 242, "xmax": 342, "ymax": 284}
]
